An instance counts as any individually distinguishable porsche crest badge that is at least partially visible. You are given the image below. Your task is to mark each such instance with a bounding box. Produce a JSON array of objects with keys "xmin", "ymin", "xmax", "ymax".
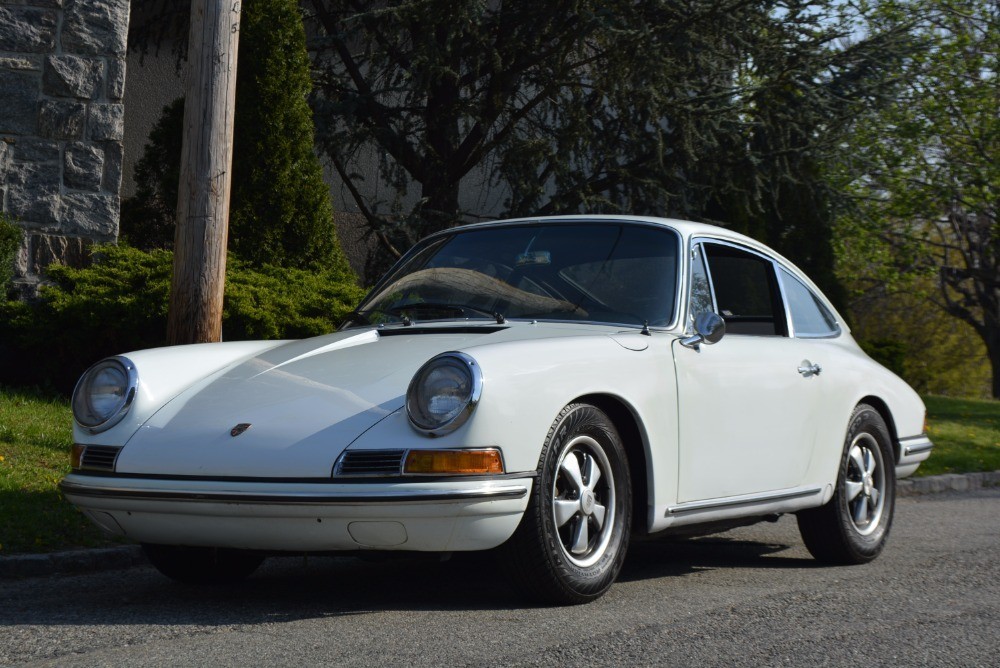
[{"xmin": 230, "ymin": 423, "xmax": 252, "ymax": 437}]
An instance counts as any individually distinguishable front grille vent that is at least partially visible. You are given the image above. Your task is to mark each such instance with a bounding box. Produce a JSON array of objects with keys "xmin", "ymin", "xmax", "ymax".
[
  {"xmin": 81, "ymin": 445, "xmax": 122, "ymax": 472},
  {"xmin": 334, "ymin": 449, "xmax": 406, "ymax": 476}
]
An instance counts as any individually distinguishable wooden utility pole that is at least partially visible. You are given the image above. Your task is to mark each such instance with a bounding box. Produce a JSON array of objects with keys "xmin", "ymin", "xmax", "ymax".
[{"xmin": 166, "ymin": 0, "xmax": 241, "ymax": 345}]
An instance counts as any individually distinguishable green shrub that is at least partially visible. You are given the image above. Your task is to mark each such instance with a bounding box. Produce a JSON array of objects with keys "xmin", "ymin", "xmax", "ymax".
[
  {"xmin": 229, "ymin": 0, "xmax": 348, "ymax": 271},
  {"xmin": 223, "ymin": 259, "xmax": 363, "ymax": 340},
  {"xmin": 0, "ymin": 245, "xmax": 366, "ymax": 393},
  {"xmin": 0, "ymin": 212, "xmax": 22, "ymax": 293}
]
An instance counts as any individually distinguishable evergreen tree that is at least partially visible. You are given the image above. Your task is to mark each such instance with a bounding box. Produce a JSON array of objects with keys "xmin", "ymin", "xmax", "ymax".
[
  {"xmin": 230, "ymin": 0, "xmax": 348, "ymax": 270},
  {"xmin": 305, "ymin": 0, "xmax": 915, "ymax": 296},
  {"xmin": 123, "ymin": 0, "xmax": 350, "ymax": 272}
]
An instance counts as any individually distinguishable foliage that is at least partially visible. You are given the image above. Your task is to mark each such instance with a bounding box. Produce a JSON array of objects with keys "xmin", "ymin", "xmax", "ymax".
[
  {"xmin": 124, "ymin": 1, "xmax": 921, "ymax": 303},
  {"xmin": 229, "ymin": 0, "xmax": 349, "ymax": 271},
  {"xmin": 699, "ymin": 2, "xmax": 919, "ymax": 309},
  {"xmin": 0, "ymin": 386, "xmax": 112, "ymax": 553},
  {"xmin": 837, "ymin": 216, "xmax": 990, "ymax": 397},
  {"xmin": 837, "ymin": 0, "xmax": 1000, "ymax": 396},
  {"xmin": 920, "ymin": 394, "xmax": 1000, "ymax": 476},
  {"xmin": 0, "ymin": 211, "xmax": 22, "ymax": 293},
  {"xmin": 847, "ymin": 274, "xmax": 991, "ymax": 397},
  {"xmin": 0, "ymin": 246, "xmax": 173, "ymax": 391},
  {"xmin": 122, "ymin": 0, "xmax": 350, "ymax": 272},
  {"xmin": 222, "ymin": 255, "xmax": 364, "ymax": 340},
  {"xmin": 0, "ymin": 245, "xmax": 365, "ymax": 392},
  {"xmin": 302, "ymin": 0, "xmax": 917, "ymax": 304}
]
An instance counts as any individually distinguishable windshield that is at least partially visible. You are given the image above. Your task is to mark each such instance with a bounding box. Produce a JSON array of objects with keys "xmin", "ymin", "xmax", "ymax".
[{"xmin": 351, "ymin": 223, "xmax": 679, "ymax": 328}]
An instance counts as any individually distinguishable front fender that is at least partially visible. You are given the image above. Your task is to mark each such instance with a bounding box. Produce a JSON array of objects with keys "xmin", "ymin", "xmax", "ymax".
[{"xmin": 347, "ymin": 333, "xmax": 678, "ymax": 509}]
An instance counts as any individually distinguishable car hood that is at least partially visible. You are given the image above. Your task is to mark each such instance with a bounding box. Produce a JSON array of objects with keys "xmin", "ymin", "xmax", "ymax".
[{"xmin": 115, "ymin": 323, "xmax": 639, "ymax": 477}]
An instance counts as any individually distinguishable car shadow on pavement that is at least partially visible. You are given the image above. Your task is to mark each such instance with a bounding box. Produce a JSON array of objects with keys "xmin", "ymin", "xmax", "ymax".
[
  {"xmin": 618, "ymin": 534, "xmax": 813, "ymax": 584},
  {"xmin": 0, "ymin": 532, "xmax": 820, "ymax": 626}
]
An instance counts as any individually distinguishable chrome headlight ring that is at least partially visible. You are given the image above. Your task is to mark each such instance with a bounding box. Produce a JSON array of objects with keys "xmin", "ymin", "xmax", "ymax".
[
  {"xmin": 406, "ymin": 352, "xmax": 483, "ymax": 437},
  {"xmin": 71, "ymin": 356, "xmax": 138, "ymax": 434}
]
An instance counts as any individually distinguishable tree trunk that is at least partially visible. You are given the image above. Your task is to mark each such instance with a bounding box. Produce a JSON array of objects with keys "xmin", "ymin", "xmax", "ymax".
[
  {"xmin": 420, "ymin": 175, "xmax": 461, "ymax": 235},
  {"xmin": 420, "ymin": 34, "xmax": 462, "ymax": 236},
  {"xmin": 166, "ymin": 0, "xmax": 241, "ymax": 345}
]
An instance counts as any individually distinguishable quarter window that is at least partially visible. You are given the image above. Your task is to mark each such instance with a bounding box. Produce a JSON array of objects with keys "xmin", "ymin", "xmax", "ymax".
[
  {"xmin": 779, "ymin": 268, "xmax": 839, "ymax": 337},
  {"xmin": 688, "ymin": 244, "xmax": 715, "ymax": 325}
]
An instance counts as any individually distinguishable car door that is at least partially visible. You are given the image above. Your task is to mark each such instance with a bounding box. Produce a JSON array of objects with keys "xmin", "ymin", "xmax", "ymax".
[{"xmin": 673, "ymin": 240, "xmax": 827, "ymax": 503}]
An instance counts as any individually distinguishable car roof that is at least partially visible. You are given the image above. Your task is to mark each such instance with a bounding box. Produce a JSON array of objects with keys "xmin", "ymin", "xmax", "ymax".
[{"xmin": 450, "ymin": 214, "xmax": 774, "ymax": 259}]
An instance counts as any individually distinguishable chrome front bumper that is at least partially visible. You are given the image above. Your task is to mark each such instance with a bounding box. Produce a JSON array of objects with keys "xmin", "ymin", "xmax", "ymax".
[{"xmin": 59, "ymin": 474, "xmax": 532, "ymax": 552}]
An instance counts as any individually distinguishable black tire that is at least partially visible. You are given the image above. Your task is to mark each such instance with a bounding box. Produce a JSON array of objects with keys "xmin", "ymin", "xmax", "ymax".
[
  {"xmin": 797, "ymin": 404, "xmax": 896, "ymax": 564},
  {"xmin": 142, "ymin": 544, "xmax": 264, "ymax": 584},
  {"xmin": 500, "ymin": 403, "xmax": 632, "ymax": 604}
]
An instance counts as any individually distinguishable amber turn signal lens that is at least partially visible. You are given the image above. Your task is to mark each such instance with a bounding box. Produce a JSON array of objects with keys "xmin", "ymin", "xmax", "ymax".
[
  {"xmin": 404, "ymin": 448, "xmax": 504, "ymax": 475},
  {"xmin": 71, "ymin": 444, "xmax": 85, "ymax": 469}
]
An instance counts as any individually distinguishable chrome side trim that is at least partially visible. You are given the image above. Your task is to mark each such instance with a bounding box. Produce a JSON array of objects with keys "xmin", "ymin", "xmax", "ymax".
[
  {"xmin": 666, "ymin": 487, "xmax": 823, "ymax": 517},
  {"xmin": 58, "ymin": 480, "xmax": 528, "ymax": 505},
  {"xmin": 900, "ymin": 435, "xmax": 934, "ymax": 457}
]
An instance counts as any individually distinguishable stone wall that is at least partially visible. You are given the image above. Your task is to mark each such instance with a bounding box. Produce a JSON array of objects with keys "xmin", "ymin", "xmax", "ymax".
[{"xmin": 0, "ymin": 0, "xmax": 130, "ymax": 294}]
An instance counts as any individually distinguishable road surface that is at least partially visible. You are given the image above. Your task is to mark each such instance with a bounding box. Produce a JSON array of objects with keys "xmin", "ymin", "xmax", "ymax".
[{"xmin": 2, "ymin": 489, "xmax": 998, "ymax": 667}]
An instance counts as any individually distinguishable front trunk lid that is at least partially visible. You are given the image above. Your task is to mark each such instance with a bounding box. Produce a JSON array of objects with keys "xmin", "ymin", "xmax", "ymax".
[{"xmin": 114, "ymin": 328, "xmax": 497, "ymax": 477}]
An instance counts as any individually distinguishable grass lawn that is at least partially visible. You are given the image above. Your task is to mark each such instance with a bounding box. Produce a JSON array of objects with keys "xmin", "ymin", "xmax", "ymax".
[
  {"xmin": 0, "ymin": 387, "xmax": 997, "ymax": 555},
  {"xmin": 0, "ymin": 387, "xmax": 118, "ymax": 554},
  {"xmin": 919, "ymin": 395, "xmax": 1000, "ymax": 476}
]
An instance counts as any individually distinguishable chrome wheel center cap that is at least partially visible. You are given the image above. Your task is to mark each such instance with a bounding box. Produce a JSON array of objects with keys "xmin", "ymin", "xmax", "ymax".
[
  {"xmin": 581, "ymin": 490, "xmax": 596, "ymax": 515},
  {"xmin": 863, "ymin": 474, "xmax": 873, "ymax": 497}
]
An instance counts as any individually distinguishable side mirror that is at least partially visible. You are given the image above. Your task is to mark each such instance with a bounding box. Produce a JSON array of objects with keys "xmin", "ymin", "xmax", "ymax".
[{"xmin": 680, "ymin": 312, "xmax": 726, "ymax": 350}]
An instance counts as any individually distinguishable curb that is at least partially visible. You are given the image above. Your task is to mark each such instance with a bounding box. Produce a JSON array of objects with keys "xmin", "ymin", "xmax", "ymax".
[
  {"xmin": 0, "ymin": 544, "xmax": 146, "ymax": 579},
  {"xmin": 896, "ymin": 470, "xmax": 1000, "ymax": 497},
  {"xmin": 2, "ymin": 471, "xmax": 999, "ymax": 580}
]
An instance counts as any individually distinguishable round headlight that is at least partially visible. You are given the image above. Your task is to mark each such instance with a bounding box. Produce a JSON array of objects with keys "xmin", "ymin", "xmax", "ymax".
[
  {"xmin": 72, "ymin": 356, "xmax": 138, "ymax": 433},
  {"xmin": 406, "ymin": 352, "xmax": 483, "ymax": 436}
]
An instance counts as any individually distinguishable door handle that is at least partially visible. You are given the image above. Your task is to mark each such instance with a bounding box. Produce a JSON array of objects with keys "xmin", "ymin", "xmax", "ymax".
[{"xmin": 797, "ymin": 361, "xmax": 822, "ymax": 377}]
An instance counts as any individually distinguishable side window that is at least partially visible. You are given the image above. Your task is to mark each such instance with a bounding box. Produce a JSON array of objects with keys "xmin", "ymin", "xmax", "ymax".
[
  {"xmin": 703, "ymin": 243, "xmax": 786, "ymax": 336},
  {"xmin": 688, "ymin": 244, "xmax": 715, "ymax": 326},
  {"xmin": 779, "ymin": 268, "xmax": 839, "ymax": 337}
]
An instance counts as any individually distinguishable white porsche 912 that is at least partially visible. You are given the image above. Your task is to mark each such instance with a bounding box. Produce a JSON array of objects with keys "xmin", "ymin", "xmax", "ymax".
[{"xmin": 61, "ymin": 216, "xmax": 933, "ymax": 604}]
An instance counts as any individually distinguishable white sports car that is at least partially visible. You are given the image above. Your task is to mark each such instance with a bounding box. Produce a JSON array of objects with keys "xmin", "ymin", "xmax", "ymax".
[{"xmin": 61, "ymin": 216, "xmax": 933, "ymax": 603}]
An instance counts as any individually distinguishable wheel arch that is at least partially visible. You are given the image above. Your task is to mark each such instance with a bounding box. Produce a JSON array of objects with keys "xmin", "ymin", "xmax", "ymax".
[
  {"xmin": 572, "ymin": 393, "xmax": 650, "ymax": 535},
  {"xmin": 857, "ymin": 395, "xmax": 900, "ymax": 463}
]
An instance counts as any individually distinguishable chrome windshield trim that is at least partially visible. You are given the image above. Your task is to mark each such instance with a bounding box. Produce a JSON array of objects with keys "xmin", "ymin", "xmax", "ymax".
[
  {"xmin": 348, "ymin": 220, "xmax": 684, "ymax": 332},
  {"xmin": 666, "ymin": 487, "xmax": 823, "ymax": 517},
  {"xmin": 59, "ymin": 479, "xmax": 529, "ymax": 505}
]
